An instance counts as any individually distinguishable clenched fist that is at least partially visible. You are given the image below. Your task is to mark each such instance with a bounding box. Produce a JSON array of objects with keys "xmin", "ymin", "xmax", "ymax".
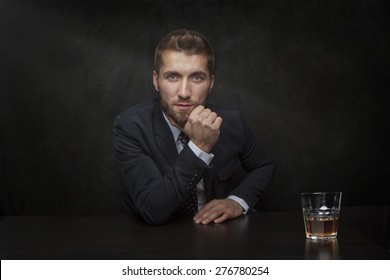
[{"xmin": 182, "ymin": 105, "xmax": 222, "ymax": 153}]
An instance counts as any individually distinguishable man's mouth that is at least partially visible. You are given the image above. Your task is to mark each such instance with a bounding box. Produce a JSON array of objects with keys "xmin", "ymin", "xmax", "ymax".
[{"xmin": 175, "ymin": 103, "xmax": 193, "ymax": 110}]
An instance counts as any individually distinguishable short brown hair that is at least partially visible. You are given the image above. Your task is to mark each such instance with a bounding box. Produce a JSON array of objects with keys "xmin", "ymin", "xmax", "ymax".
[{"xmin": 154, "ymin": 29, "xmax": 215, "ymax": 75}]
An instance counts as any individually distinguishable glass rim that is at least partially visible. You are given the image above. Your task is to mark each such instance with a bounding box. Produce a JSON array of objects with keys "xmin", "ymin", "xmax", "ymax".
[{"xmin": 300, "ymin": 192, "xmax": 342, "ymax": 196}]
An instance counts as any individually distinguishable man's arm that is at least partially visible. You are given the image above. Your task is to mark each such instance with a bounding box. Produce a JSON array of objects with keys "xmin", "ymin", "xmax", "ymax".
[
  {"xmin": 113, "ymin": 114, "xmax": 209, "ymax": 225},
  {"xmin": 194, "ymin": 111, "xmax": 275, "ymax": 224}
]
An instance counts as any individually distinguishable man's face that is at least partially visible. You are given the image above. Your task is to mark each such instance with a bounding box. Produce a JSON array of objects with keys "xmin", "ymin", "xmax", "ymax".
[{"xmin": 153, "ymin": 50, "xmax": 214, "ymax": 128}]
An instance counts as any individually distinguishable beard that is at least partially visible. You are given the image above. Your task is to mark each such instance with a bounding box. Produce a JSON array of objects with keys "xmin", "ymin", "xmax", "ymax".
[{"xmin": 160, "ymin": 97, "xmax": 189, "ymax": 128}]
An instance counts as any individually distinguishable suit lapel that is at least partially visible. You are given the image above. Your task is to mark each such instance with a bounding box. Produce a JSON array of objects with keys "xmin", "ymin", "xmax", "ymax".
[{"xmin": 153, "ymin": 100, "xmax": 178, "ymax": 166}]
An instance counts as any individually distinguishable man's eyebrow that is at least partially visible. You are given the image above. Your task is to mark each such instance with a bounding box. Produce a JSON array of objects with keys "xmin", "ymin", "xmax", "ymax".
[
  {"xmin": 161, "ymin": 70, "xmax": 208, "ymax": 78},
  {"xmin": 162, "ymin": 71, "xmax": 180, "ymax": 77},
  {"xmin": 190, "ymin": 71, "xmax": 207, "ymax": 77}
]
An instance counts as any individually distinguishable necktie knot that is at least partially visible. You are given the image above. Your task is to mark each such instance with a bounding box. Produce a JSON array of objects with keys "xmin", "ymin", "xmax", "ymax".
[{"xmin": 178, "ymin": 132, "xmax": 189, "ymax": 145}]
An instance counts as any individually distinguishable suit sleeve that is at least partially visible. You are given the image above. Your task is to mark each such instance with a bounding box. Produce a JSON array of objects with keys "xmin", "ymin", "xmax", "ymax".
[
  {"xmin": 112, "ymin": 114, "xmax": 209, "ymax": 225},
  {"xmin": 229, "ymin": 113, "xmax": 275, "ymax": 211}
]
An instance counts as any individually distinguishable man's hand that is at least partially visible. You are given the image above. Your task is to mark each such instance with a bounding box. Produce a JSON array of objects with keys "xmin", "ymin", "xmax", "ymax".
[
  {"xmin": 183, "ymin": 105, "xmax": 222, "ymax": 153},
  {"xmin": 193, "ymin": 199, "xmax": 244, "ymax": 224}
]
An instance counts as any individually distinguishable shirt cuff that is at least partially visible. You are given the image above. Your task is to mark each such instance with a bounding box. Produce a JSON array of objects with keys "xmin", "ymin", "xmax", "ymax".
[
  {"xmin": 188, "ymin": 141, "xmax": 214, "ymax": 165},
  {"xmin": 227, "ymin": 195, "xmax": 249, "ymax": 214}
]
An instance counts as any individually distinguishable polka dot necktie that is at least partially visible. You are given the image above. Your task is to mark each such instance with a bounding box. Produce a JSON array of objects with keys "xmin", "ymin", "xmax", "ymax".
[
  {"xmin": 177, "ymin": 131, "xmax": 190, "ymax": 145},
  {"xmin": 178, "ymin": 132, "xmax": 198, "ymax": 214}
]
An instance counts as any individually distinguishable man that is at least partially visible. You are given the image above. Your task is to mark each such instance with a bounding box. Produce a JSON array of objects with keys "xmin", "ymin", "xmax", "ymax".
[{"xmin": 113, "ymin": 29, "xmax": 274, "ymax": 225}]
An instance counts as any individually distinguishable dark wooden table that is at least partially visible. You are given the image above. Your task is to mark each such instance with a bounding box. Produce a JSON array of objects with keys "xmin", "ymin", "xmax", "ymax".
[{"xmin": 1, "ymin": 210, "xmax": 389, "ymax": 260}]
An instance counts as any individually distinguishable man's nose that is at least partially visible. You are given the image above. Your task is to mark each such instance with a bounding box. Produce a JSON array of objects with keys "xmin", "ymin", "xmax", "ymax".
[{"xmin": 177, "ymin": 79, "xmax": 191, "ymax": 99}]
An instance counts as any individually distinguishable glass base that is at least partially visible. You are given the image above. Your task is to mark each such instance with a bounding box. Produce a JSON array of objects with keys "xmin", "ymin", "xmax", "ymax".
[{"xmin": 306, "ymin": 234, "xmax": 337, "ymax": 240}]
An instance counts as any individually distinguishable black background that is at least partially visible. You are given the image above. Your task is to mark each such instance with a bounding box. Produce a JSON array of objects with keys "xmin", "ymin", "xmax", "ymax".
[{"xmin": 1, "ymin": 0, "xmax": 389, "ymax": 216}]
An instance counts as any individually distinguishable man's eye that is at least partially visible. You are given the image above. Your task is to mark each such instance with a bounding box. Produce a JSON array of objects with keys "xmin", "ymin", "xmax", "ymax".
[
  {"xmin": 192, "ymin": 75, "xmax": 204, "ymax": 82},
  {"xmin": 167, "ymin": 74, "xmax": 178, "ymax": 81}
]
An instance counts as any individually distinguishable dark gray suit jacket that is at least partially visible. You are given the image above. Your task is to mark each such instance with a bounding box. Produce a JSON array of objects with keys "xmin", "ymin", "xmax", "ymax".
[{"xmin": 113, "ymin": 98, "xmax": 274, "ymax": 225}]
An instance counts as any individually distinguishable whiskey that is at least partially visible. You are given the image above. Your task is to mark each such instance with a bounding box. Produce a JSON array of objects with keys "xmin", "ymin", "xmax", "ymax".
[{"xmin": 304, "ymin": 216, "xmax": 338, "ymax": 239}]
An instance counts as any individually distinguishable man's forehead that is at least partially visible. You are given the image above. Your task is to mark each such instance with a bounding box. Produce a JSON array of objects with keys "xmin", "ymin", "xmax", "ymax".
[
  {"xmin": 160, "ymin": 50, "xmax": 207, "ymax": 64},
  {"xmin": 159, "ymin": 50, "xmax": 209, "ymax": 74}
]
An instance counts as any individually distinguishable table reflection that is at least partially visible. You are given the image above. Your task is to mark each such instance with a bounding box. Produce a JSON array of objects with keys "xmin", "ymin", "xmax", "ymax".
[{"xmin": 304, "ymin": 238, "xmax": 340, "ymax": 259}]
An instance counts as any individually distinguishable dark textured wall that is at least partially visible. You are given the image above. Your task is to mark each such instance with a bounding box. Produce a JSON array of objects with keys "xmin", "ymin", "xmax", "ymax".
[{"xmin": 1, "ymin": 0, "xmax": 389, "ymax": 215}]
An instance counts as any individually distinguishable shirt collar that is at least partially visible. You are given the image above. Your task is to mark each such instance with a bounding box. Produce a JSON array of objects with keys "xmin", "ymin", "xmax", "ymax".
[{"xmin": 162, "ymin": 111, "xmax": 181, "ymax": 142}]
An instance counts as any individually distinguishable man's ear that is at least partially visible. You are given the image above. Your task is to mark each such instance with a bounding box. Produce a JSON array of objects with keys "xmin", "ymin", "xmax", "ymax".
[
  {"xmin": 153, "ymin": 70, "xmax": 159, "ymax": 92},
  {"xmin": 209, "ymin": 75, "xmax": 215, "ymax": 93}
]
